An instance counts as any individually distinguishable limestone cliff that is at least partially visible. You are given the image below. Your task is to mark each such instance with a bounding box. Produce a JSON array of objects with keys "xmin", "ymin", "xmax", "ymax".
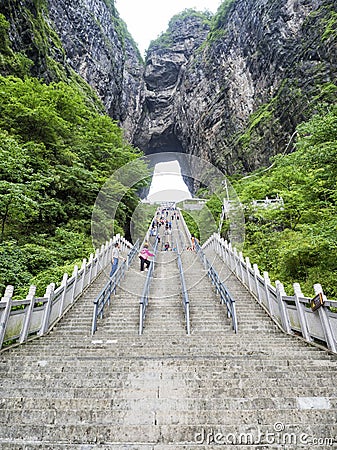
[
  {"xmin": 133, "ymin": 10, "xmax": 211, "ymax": 153},
  {"xmin": 0, "ymin": 0, "xmax": 144, "ymax": 141},
  {"xmin": 1, "ymin": 0, "xmax": 336, "ymax": 173},
  {"xmin": 135, "ymin": 0, "xmax": 337, "ymax": 173}
]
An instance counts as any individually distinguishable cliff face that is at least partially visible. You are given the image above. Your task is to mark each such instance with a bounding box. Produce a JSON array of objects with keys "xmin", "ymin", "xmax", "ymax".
[
  {"xmin": 135, "ymin": 0, "xmax": 337, "ymax": 173},
  {"xmin": 133, "ymin": 12, "xmax": 211, "ymax": 153},
  {"xmin": 1, "ymin": 0, "xmax": 336, "ymax": 172},
  {"xmin": 46, "ymin": 0, "xmax": 144, "ymax": 141},
  {"xmin": 1, "ymin": 0, "xmax": 144, "ymax": 141}
]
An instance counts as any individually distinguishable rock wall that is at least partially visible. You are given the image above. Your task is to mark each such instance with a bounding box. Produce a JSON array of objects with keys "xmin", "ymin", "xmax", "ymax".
[
  {"xmin": 135, "ymin": 0, "xmax": 337, "ymax": 174},
  {"xmin": 1, "ymin": 0, "xmax": 336, "ymax": 172},
  {"xmin": 46, "ymin": 0, "xmax": 144, "ymax": 141},
  {"xmin": 1, "ymin": 0, "xmax": 144, "ymax": 141},
  {"xmin": 134, "ymin": 12, "xmax": 211, "ymax": 153}
]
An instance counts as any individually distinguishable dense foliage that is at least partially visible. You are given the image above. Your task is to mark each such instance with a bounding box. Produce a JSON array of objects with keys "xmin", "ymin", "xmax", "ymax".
[
  {"xmin": 233, "ymin": 102, "xmax": 337, "ymax": 298},
  {"xmin": 0, "ymin": 8, "xmax": 145, "ymax": 299},
  {"xmin": 0, "ymin": 75, "xmax": 141, "ymax": 297}
]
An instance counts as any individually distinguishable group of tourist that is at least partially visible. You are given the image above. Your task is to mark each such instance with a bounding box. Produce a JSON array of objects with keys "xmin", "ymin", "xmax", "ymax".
[
  {"xmin": 149, "ymin": 207, "xmax": 179, "ymax": 237},
  {"xmin": 109, "ymin": 207, "xmax": 197, "ymax": 276}
]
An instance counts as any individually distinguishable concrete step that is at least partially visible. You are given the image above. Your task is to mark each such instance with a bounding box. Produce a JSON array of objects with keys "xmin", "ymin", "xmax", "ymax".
[
  {"xmin": 1, "ymin": 406, "xmax": 336, "ymax": 427},
  {"xmin": 1, "ymin": 224, "xmax": 336, "ymax": 448},
  {"xmin": 0, "ymin": 422, "xmax": 336, "ymax": 446},
  {"xmin": 2, "ymin": 395, "xmax": 337, "ymax": 412}
]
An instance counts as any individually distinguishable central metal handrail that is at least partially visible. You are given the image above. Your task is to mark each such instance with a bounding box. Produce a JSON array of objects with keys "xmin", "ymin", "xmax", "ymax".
[
  {"xmin": 91, "ymin": 239, "xmax": 139, "ymax": 335},
  {"xmin": 139, "ymin": 238, "xmax": 159, "ymax": 335},
  {"xmin": 195, "ymin": 241, "xmax": 238, "ymax": 333},
  {"xmin": 176, "ymin": 239, "xmax": 191, "ymax": 335}
]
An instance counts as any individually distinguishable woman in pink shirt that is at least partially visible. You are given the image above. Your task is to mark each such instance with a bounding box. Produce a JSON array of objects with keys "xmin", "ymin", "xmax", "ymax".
[{"xmin": 139, "ymin": 243, "xmax": 155, "ymax": 271}]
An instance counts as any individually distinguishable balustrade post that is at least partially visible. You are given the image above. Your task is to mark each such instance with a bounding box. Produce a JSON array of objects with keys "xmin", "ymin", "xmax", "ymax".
[
  {"xmin": 238, "ymin": 251, "xmax": 245, "ymax": 283},
  {"xmin": 223, "ymin": 240, "xmax": 229, "ymax": 266},
  {"xmin": 219, "ymin": 238, "xmax": 224, "ymax": 261},
  {"xmin": 93, "ymin": 249, "xmax": 100, "ymax": 278},
  {"xmin": 253, "ymin": 264, "xmax": 262, "ymax": 303},
  {"xmin": 211, "ymin": 235, "xmax": 216, "ymax": 253},
  {"xmin": 71, "ymin": 265, "xmax": 79, "ymax": 303},
  {"xmin": 228, "ymin": 243, "xmax": 236, "ymax": 272},
  {"xmin": 20, "ymin": 286, "xmax": 36, "ymax": 344},
  {"xmin": 38, "ymin": 283, "xmax": 55, "ymax": 336},
  {"xmin": 80, "ymin": 258, "xmax": 87, "ymax": 293},
  {"xmin": 101, "ymin": 243, "xmax": 107, "ymax": 269},
  {"xmin": 215, "ymin": 236, "xmax": 220, "ymax": 257},
  {"xmin": 105, "ymin": 240, "xmax": 111, "ymax": 267},
  {"xmin": 314, "ymin": 284, "xmax": 336, "ymax": 353},
  {"xmin": 244, "ymin": 257, "xmax": 251, "ymax": 291},
  {"xmin": 58, "ymin": 273, "xmax": 68, "ymax": 317},
  {"xmin": 263, "ymin": 271, "xmax": 273, "ymax": 314},
  {"xmin": 0, "ymin": 285, "xmax": 14, "ymax": 348},
  {"xmin": 88, "ymin": 253, "xmax": 94, "ymax": 284},
  {"xmin": 215, "ymin": 234, "xmax": 221, "ymax": 255},
  {"xmin": 276, "ymin": 281, "xmax": 291, "ymax": 333},
  {"xmin": 233, "ymin": 248, "xmax": 240, "ymax": 277},
  {"xmin": 107, "ymin": 237, "xmax": 116, "ymax": 264},
  {"xmin": 293, "ymin": 283, "xmax": 311, "ymax": 342}
]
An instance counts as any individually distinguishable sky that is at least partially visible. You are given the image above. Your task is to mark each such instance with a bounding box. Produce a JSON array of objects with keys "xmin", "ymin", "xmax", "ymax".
[
  {"xmin": 115, "ymin": 0, "xmax": 223, "ymax": 56},
  {"xmin": 147, "ymin": 161, "xmax": 192, "ymax": 203}
]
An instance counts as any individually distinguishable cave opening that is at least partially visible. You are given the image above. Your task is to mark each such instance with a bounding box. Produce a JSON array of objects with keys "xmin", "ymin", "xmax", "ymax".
[
  {"xmin": 145, "ymin": 130, "xmax": 185, "ymax": 156},
  {"xmin": 141, "ymin": 131, "xmax": 195, "ymax": 202}
]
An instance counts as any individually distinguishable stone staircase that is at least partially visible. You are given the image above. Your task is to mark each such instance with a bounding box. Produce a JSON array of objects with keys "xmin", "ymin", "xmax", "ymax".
[{"xmin": 0, "ymin": 229, "xmax": 336, "ymax": 449}]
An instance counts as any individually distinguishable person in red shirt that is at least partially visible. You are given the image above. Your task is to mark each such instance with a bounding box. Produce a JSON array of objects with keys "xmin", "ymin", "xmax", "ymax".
[{"xmin": 139, "ymin": 243, "xmax": 154, "ymax": 271}]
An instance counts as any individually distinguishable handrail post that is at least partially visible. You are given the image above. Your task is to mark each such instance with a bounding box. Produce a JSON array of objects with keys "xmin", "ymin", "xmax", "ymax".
[
  {"xmin": 186, "ymin": 300, "xmax": 191, "ymax": 335},
  {"xmin": 71, "ymin": 265, "xmax": 79, "ymax": 303},
  {"xmin": 293, "ymin": 283, "xmax": 311, "ymax": 342},
  {"xmin": 233, "ymin": 248, "xmax": 240, "ymax": 278},
  {"xmin": 20, "ymin": 285, "xmax": 37, "ymax": 344},
  {"xmin": 239, "ymin": 251, "xmax": 245, "ymax": 283},
  {"xmin": 80, "ymin": 258, "xmax": 87, "ymax": 293},
  {"xmin": 314, "ymin": 284, "xmax": 336, "ymax": 353},
  {"xmin": 0, "ymin": 285, "xmax": 14, "ymax": 349},
  {"xmin": 92, "ymin": 299, "xmax": 99, "ymax": 335},
  {"xmin": 253, "ymin": 264, "xmax": 262, "ymax": 303},
  {"xmin": 245, "ymin": 257, "xmax": 252, "ymax": 291},
  {"xmin": 38, "ymin": 283, "xmax": 55, "ymax": 336},
  {"xmin": 93, "ymin": 249, "xmax": 100, "ymax": 278},
  {"xmin": 276, "ymin": 281, "xmax": 291, "ymax": 333},
  {"xmin": 88, "ymin": 253, "xmax": 94, "ymax": 284},
  {"xmin": 139, "ymin": 300, "xmax": 144, "ymax": 335},
  {"xmin": 58, "ymin": 273, "xmax": 69, "ymax": 318},
  {"xmin": 263, "ymin": 271, "xmax": 273, "ymax": 314},
  {"xmin": 232, "ymin": 300, "xmax": 238, "ymax": 333}
]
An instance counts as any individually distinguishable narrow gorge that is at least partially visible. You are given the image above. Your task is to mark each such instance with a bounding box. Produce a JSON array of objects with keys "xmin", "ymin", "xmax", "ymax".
[
  {"xmin": 1, "ymin": 0, "xmax": 336, "ymax": 301},
  {"xmin": 2, "ymin": 0, "xmax": 336, "ymax": 175}
]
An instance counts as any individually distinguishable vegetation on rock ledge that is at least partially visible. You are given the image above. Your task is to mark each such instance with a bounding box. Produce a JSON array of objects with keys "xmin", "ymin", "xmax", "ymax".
[{"xmin": 148, "ymin": 9, "xmax": 212, "ymax": 51}]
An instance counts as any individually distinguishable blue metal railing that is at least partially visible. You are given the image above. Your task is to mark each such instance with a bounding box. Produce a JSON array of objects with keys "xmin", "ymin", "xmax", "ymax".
[
  {"xmin": 195, "ymin": 241, "xmax": 238, "ymax": 333},
  {"xmin": 176, "ymin": 239, "xmax": 191, "ymax": 335},
  {"xmin": 139, "ymin": 238, "xmax": 159, "ymax": 335},
  {"xmin": 91, "ymin": 240, "xmax": 139, "ymax": 335},
  {"xmin": 127, "ymin": 241, "xmax": 140, "ymax": 268}
]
